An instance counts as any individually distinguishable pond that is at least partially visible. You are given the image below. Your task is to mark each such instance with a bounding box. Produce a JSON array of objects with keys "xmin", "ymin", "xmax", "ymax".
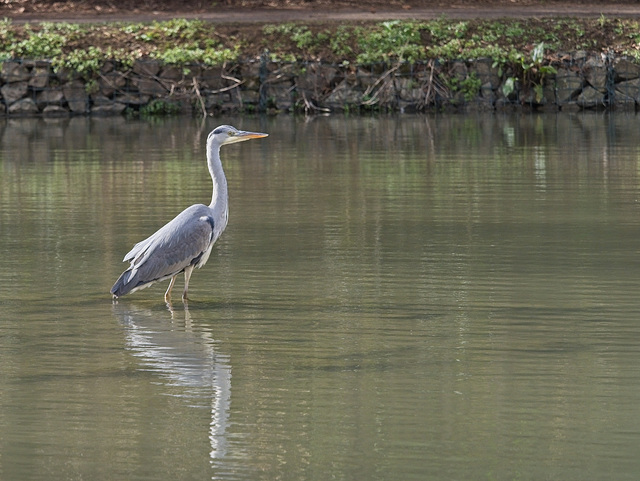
[{"xmin": 1, "ymin": 113, "xmax": 640, "ymax": 480}]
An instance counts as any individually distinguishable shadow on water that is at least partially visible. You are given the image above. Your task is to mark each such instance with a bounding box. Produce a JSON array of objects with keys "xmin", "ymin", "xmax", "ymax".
[{"xmin": 111, "ymin": 301, "xmax": 231, "ymax": 461}]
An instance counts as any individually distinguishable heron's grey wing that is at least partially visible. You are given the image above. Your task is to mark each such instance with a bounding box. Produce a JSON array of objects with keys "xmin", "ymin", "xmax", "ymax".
[
  {"xmin": 123, "ymin": 235, "xmax": 156, "ymax": 263},
  {"xmin": 130, "ymin": 209, "xmax": 215, "ymax": 281},
  {"xmin": 112, "ymin": 205, "xmax": 214, "ymax": 296}
]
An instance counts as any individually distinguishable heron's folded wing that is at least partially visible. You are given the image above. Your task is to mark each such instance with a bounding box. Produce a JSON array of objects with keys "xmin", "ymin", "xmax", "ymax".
[{"xmin": 125, "ymin": 208, "xmax": 215, "ymax": 284}]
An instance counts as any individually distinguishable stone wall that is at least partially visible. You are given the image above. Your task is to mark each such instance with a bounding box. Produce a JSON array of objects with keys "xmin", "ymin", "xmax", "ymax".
[{"xmin": 1, "ymin": 52, "xmax": 640, "ymax": 116}]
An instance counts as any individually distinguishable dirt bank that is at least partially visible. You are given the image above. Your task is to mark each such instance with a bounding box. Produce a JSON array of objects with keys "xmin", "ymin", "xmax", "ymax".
[{"xmin": 3, "ymin": 1, "xmax": 640, "ymax": 117}]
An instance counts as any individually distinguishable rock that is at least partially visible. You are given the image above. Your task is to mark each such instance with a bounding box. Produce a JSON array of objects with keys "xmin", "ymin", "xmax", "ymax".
[
  {"xmin": 573, "ymin": 50, "xmax": 588, "ymax": 62},
  {"xmin": 114, "ymin": 93, "xmax": 150, "ymax": 105},
  {"xmin": 614, "ymin": 57, "xmax": 640, "ymax": 81},
  {"xmin": 220, "ymin": 101, "xmax": 240, "ymax": 113},
  {"xmin": 356, "ymin": 67, "xmax": 377, "ymax": 89},
  {"xmin": 133, "ymin": 78, "xmax": 166, "ymax": 96},
  {"xmin": 28, "ymin": 66, "xmax": 50, "ymax": 89},
  {"xmin": 324, "ymin": 79, "xmax": 363, "ymax": 109},
  {"xmin": 63, "ymin": 80, "xmax": 88, "ymax": 113},
  {"xmin": 265, "ymin": 64, "xmax": 296, "ymax": 85},
  {"xmin": 36, "ymin": 88, "xmax": 64, "ymax": 109},
  {"xmin": 395, "ymin": 77, "xmax": 423, "ymax": 103},
  {"xmin": 22, "ymin": 59, "xmax": 51, "ymax": 69},
  {"xmin": 584, "ymin": 56, "xmax": 607, "ymax": 92},
  {"xmin": 577, "ymin": 85, "xmax": 605, "ymax": 108},
  {"xmin": 1, "ymin": 81, "xmax": 28, "ymax": 105},
  {"xmin": 613, "ymin": 93, "xmax": 635, "ymax": 110},
  {"xmin": 100, "ymin": 61, "xmax": 115, "ymax": 74},
  {"xmin": 615, "ymin": 78, "xmax": 640, "ymax": 103},
  {"xmin": 297, "ymin": 63, "xmax": 338, "ymax": 96},
  {"xmin": 450, "ymin": 61, "xmax": 468, "ymax": 81},
  {"xmin": 159, "ymin": 66, "xmax": 184, "ymax": 82},
  {"xmin": 240, "ymin": 90, "xmax": 260, "ymax": 104},
  {"xmin": 8, "ymin": 98, "xmax": 39, "ymax": 115},
  {"xmin": 200, "ymin": 66, "xmax": 224, "ymax": 89},
  {"xmin": 205, "ymin": 92, "xmax": 230, "ymax": 110},
  {"xmin": 54, "ymin": 67, "xmax": 81, "ymax": 83},
  {"xmin": 239, "ymin": 65, "xmax": 261, "ymax": 90},
  {"xmin": 90, "ymin": 93, "xmax": 113, "ymax": 106},
  {"xmin": 42, "ymin": 105, "xmax": 70, "ymax": 117},
  {"xmin": 542, "ymin": 80, "xmax": 556, "ymax": 105},
  {"xmin": 560, "ymin": 102, "xmax": 581, "ymax": 112},
  {"xmin": 91, "ymin": 103, "xmax": 127, "ymax": 115},
  {"xmin": 182, "ymin": 65, "xmax": 202, "ymax": 78},
  {"xmin": 133, "ymin": 58, "xmax": 161, "ymax": 77},
  {"xmin": 466, "ymin": 99, "xmax": 494, "ymax": 112},
  {"xmin": 3, "ymin": 49, "xmax": 639, "ymax": 115},
  {"xmin": 556, "ymin": 68, "xmax": 583, "ymax": 103},
  {"xmin": 99, "ymin": 71, "xmax": 127, "ymax": 96},
  {"xmin": 538, "ymin": 102, "xmax": 560, "ymax": 113},
  {"xmin": 520, "ymin": 87, "xmax": 547, "ymax": 106},
  {"xmin": 1, "ymin": 61, "xmax": 30, "ymax": 83},
  {"xmin": 480, "ymin": 82, "xmax": 496, "ymax": 103},
  {"xmin": 240, "ymin": 62, "xmax": 261, "ymax": 83},
  {"xmin": 263, "ymin": 85, "xmax": 293, "ymax": 111},
  {"xmin": 469, "ymin": 58, "xmax": 501, "ymax": 89},
  {"xmin": 495, "ymin": 97, "xmax": 520, "ymax": 111}
]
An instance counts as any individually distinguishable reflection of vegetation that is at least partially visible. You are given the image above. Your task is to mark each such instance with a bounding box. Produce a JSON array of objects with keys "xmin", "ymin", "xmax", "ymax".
[{"xmin": 3, "ymin": 115, "xmax": 639, "ymax": 282}]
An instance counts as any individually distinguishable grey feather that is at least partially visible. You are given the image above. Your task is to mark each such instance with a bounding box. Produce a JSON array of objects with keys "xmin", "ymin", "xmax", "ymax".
[
  {"xmin": 111, "ymin": 206, "xmax": 215, "ymax": 297},
  {"xmin": 110, "ymin": 125, "xmax": 268, "ymax": 300}
]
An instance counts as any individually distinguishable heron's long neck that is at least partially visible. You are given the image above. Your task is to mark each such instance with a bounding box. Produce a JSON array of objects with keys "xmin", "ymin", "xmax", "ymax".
[{"xmin": 207, "ymin": 143, "xmax": 228, "ymax": 213}]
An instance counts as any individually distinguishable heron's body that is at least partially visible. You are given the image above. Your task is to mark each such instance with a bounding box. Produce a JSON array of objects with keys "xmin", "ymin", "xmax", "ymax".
[{"xmin": 111, "ymin": 125, "xmax": 267, "ymax": 301}]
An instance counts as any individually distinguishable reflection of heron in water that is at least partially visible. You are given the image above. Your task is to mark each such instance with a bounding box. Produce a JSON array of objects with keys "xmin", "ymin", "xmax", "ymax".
[{"xmin": 113, "ymin": 303, "xmax": 231, "ymax": 459}]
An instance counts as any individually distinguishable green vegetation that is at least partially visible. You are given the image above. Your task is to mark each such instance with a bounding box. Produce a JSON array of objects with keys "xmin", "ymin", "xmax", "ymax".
[
  {"xmin": 0, "ymin": 18, "xmax": 241, "ymax": 75},
  {"xmin": 0, "ymin": 16, "xmax": 638, "ymax": 71},
  {"xmin": 263, "ymin": 23, "xmax": 329, "ymax": 52},
  {"xmin": 447, "ymin": 73, "xmax": 483, "ymax": 103},
  {"xmin": 500, "ymin": 42, "xmax": 557, "ymax": 103},
  {"xmin": 354, "ymin": 21, "xmax": 425, "ymax": 63},
  {"xmin": 140, "ymin": 99, "xmax": 181, "ymax": 116},
  {"xmin": 153, "ymin": 43, "xmax": 238, "ymax": 65}
]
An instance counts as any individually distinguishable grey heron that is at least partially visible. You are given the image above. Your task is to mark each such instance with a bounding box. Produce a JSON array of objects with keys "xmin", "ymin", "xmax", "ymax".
[{"xmin": 111, "ymin": 125, "xmax": 268, "ymax": 302}]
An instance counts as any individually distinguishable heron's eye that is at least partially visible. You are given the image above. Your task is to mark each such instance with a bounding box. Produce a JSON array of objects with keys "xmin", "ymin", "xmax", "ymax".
[{"xmin": 228, "ymin": 131, "xmax": 234, "ymax": 137}]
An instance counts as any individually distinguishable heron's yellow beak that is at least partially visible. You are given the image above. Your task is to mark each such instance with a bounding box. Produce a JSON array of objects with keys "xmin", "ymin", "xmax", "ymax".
[
  {"xmin": 221, "ymin": 129, "xmax": 269, "ymax": 145},
  {"xmin": 238, "ymin": 131, "xmax": 268, "ymax": 139}
]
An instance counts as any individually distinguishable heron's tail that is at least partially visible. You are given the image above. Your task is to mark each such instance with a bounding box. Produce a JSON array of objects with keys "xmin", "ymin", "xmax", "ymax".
[{"xmin": 110, "ymin": 269, "xmax": 136, "ymax": 298}]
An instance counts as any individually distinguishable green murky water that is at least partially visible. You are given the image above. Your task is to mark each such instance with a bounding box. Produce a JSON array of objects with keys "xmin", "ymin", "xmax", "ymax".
[{"xmin": 1, "ymin": 113, "xmax": 640, "ymax": 480}]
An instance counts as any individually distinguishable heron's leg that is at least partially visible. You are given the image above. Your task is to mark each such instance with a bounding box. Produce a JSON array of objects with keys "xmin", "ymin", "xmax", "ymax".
[
  {"xmin": 164, "ymin": 275, "xmax": 177, "ymax": 302},
  {"xmin": 183, "ymin": 265, "xmax": 195, "ymax": 300}
]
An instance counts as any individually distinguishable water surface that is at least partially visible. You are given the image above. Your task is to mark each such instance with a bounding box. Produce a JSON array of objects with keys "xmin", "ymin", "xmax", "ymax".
[{"xmin": 1, "ymin": 113, "xmax": 640, "ymax": 480}]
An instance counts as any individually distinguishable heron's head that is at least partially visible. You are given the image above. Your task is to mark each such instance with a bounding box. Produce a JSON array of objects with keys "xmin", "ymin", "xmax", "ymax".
[{"xmin": 208, "ymin": 125, "xmax": 268, "ymax": 146}]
